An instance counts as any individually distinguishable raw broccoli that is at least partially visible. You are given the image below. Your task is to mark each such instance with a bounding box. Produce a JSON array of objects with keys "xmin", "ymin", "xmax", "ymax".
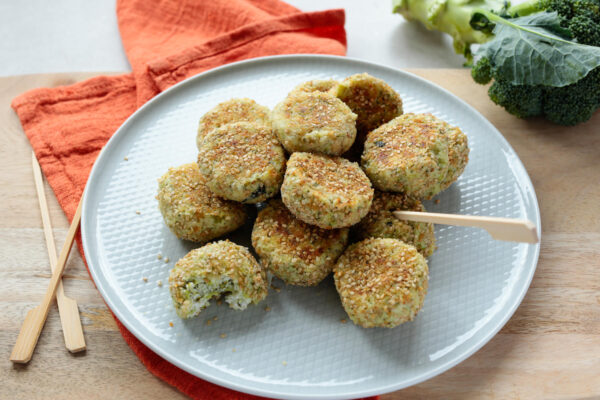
[
  {"xmin": 393, "ymin": 0, "xmax": 600, "ymax": 125},
  {"xmin": 392, "ymin": 0, "xmax": 510, "ymax": 60}
]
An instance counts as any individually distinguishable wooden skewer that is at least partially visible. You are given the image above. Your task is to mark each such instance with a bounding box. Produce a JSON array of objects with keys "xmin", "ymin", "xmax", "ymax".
[
  {"xmin": 393, "ymin": 211, "xmax": 539, "ymax": 243},
  {"xmin": 31, "ymin": 153, "xmax": 86, "ymax": 353},
  {"xmin": 10, "ymin": 196, "xmax": 83, "ymax": 364}
]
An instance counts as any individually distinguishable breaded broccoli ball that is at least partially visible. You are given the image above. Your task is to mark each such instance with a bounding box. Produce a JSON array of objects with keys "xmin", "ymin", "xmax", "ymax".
[
  {"xmin": 334, "ymin": 238, "xmax": 429, "ymax": 328},
  {"xmin": 271, "ymin": 91, "xmax": 357, "ymax": 156},
  {"xmin": 197, "ymin": 121, "xmax": 286, "ymax": 204},
  {"xmin": 281, "ymin": 152, "xmax": 374, "ymax": 229},
  {"xmin": 251, "ymin": 199, "xmax": 349, "ymax": 286},
  {"xmin": 157, "ymin": 163, "xmax": 247, "ymax": 242},
  {"xmin": 354, "ymin": 191, "xmax": 435, "ymax": 257},
  {"xmin": 362, "ymin": 113, "xmax": 450, "ymax": 199},
  {"xmin": 290, "ymin": 79, "xmax": 339, "ymax": 94},
  {"xmin": 334, "ymin": 73, "xmax": 403, "ymax": 133},
  {"xmin": 169, "ymin": 240, "xmax": 268, "ymax": 319},
  {"xmin": 440, "ymin": 123, "xmax": 469, "ymax": 191},
  {"xmin": 333, "ymin": 73, "xmax": 403, "ymax": 158},
  {"xmin": 196, "ymin": 98, "xmax": 271, "ymax": 149}
]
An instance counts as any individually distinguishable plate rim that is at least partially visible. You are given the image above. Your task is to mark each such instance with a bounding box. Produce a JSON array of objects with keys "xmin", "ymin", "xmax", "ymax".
[{"xmin": 81, "ymin": 54, "xmax": 541, "ymax": 399}]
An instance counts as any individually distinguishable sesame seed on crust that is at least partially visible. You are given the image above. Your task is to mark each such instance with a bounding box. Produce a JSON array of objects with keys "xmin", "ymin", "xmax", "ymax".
[
  {"xmin": 252, "ymin": 199, "xmax": 349, "ymax": 286},
  {"xmin": 272, "ymin": 91, "xmax": 357, "ymax": 156},
  {"xmin": 333, "ymin": 238, "xmax": 429, "ymax": 328},
  {"xmin": 157, "ymin": 163, "xmax": 247, "ymax": 243},
  {"xmin": 281, "ymin": 152, "xmax": 374, "ymax": 229},
  {"xmin": 354, "ymin": 191, "xmax": 436, "ymax": 257},
  {"xmin": 197, "ymin": 122, "xmax": 286, "ymax": 204},
  {"xmin": 361, "ymin": 113, "xmax": 450, "ymax": 199},
  {"xmin": 169, "ymin": 240, "xmax": 268, "ymax": 319},
  {"xmin": 196, "ymin": 98, "xmax": 271, "ymax": 149},
  {"xmin": 334, "ymin": 73, "xmax": 403, "ymax": 148}
]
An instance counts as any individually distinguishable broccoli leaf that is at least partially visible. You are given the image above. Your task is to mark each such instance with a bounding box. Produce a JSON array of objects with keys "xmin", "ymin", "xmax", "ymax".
[{"xmin": 474, "ymin": 11, "xmax": 600, "ymax": 87}]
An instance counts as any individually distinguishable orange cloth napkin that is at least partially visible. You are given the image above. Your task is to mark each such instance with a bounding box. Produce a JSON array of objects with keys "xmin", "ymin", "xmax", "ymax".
[{"xmin": 11, "ymin": 1, "xmax": 379, "ymax": 399}]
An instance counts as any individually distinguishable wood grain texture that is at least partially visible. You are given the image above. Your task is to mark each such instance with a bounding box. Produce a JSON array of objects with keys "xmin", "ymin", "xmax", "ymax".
[
  {"xmin": 10, "ymin": 198, "xmax": 82, "ymax": 363},
  {"xmin": 1, "ymin": 71, "xmax": 599, "ymax": 398}
]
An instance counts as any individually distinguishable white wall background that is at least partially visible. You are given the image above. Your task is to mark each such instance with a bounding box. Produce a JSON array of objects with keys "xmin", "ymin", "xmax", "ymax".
[{"xmin": 0, "ymin": 0, "xmax": 468, "ymax": 76}]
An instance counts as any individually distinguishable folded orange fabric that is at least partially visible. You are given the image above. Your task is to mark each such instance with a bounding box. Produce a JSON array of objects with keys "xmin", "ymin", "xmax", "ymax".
[{"xmin": 11, "ymin": 1, "xmax": 379, "ymax": 399}]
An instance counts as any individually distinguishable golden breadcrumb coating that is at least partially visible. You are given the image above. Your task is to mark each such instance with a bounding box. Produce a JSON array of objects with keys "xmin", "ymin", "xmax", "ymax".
[{"xmin": 281, "ymin": 152, "xmax": 373, "ymax": 229}]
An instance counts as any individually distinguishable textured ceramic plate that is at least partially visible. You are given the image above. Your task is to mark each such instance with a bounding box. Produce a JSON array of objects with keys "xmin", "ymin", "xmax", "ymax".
[{"xmin": 81, "ymin": 55, "xmax": 541, "ymax": 399}]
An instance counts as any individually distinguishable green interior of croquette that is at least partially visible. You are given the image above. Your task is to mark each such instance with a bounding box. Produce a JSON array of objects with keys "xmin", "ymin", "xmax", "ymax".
[{"xmin": 181, "ymin": 276, "xmax": 251, "ymax": 316}]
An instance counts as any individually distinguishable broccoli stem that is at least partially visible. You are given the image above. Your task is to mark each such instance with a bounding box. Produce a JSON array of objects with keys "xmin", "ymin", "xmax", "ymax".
[
  {"xmin": 392, "ymin": 0, "xmax": 504, "ymax": 59},
  {"xmin": 506, "ymin": 0, "xmax": 545, "ymax": 17}
]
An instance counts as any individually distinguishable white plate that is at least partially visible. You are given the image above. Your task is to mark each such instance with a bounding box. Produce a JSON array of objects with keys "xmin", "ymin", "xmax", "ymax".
[{"xmin": 81, "ymin": 55, "xmax": 541, "ymax": 399}]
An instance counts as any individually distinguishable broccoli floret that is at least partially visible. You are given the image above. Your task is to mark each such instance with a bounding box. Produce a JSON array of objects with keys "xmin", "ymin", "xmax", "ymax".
[
  {"xmin": 489, "ymin": 81, "xmax": 544, "ymax": 118},
  {"xmin": 542, "ymin": 68, "xmax": 600, "ymax": 125},
  {"xmin": 394, "ymin": 0, "xmax": 600, "ymax": 125},
  {"xmin": 484, "ymin": 0, "xmax": 600, "ymax": 125},
  {"xmin": 471, "ymin": 57, "xmax": 493, "ymax": 84},
  {"xmin": 569, "ymin": 14, "xmax": 600, "ymax": 45},
  {"xmin": 539, "ymin": 0, "xmax": 576, "ymax": 17},
  {"xmin": 472, "ymin": 54, "xmax": 597, "ymax": 124},
  {"xmin": 543, "ymin": 0, "xmax": 600, "ymax": 45}
]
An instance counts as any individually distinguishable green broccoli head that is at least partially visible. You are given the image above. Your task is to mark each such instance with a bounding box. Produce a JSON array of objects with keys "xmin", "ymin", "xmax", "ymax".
[
  {"xmin": 471, "ymin": 57, "xmax": 493, "ymax": 84},
  {"xmin": 488, "ymin": 80, "xmax": 544, "ymax": 118},
  {"xmin": 542, "ymin": 0, "xmax": 600, "ymax": 45},
  {"xmin": 542, "ymin": 68, "xmax": 600, "ymax": 125},
  {"xmin": 474, "ymin": 0, "xmax": 600, "ymax": 125},
  {"xmin": 394, "ymin": 0, "xmax": 600, "ymax": 125}
]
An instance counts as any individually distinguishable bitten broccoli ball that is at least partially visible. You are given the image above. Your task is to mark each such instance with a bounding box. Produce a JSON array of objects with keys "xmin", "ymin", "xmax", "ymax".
[{"xmin": 169, "ymin": 240, "xmax": 268, "ymax": 319}]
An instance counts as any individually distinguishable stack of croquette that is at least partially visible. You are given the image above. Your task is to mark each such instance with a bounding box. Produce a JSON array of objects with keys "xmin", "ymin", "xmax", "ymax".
[{"xmin": 158, "ymin": 73, "xmax": 469, "ymax": 328}]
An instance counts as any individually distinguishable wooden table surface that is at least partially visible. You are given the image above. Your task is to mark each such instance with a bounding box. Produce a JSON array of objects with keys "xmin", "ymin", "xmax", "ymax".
[{"xmin": 1, "ymin": 70, "xmax": 599, "ymax": 400}]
